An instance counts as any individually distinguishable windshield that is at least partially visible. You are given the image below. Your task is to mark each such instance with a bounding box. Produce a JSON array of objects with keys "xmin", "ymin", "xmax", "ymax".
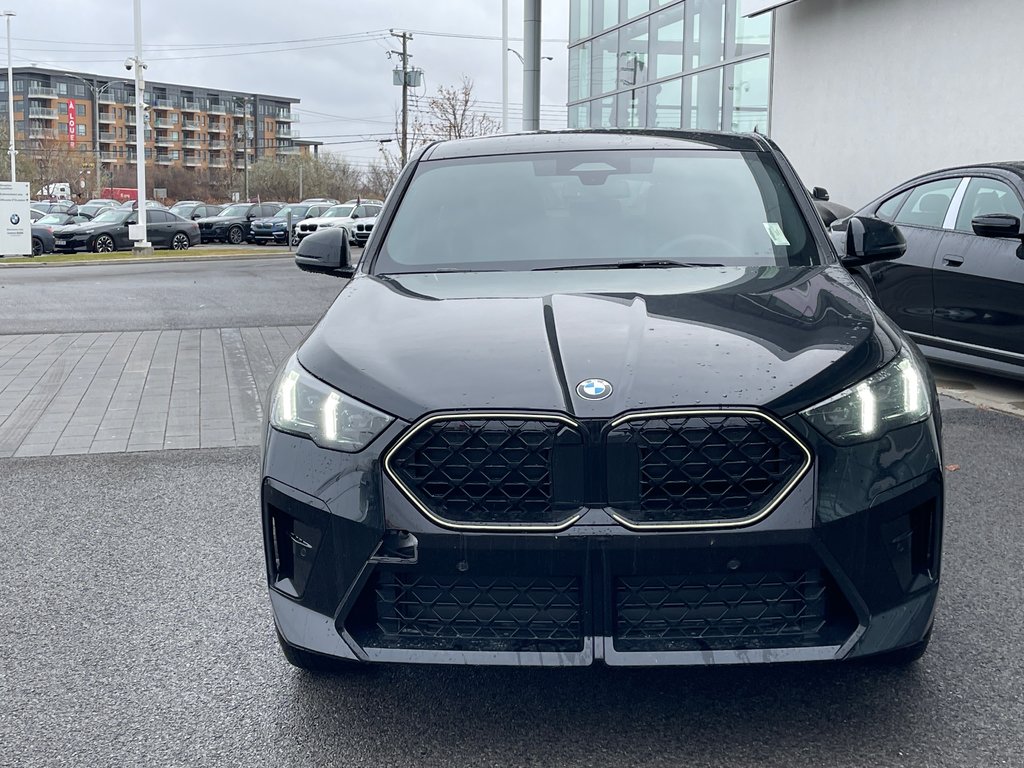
[
  {"xmin": 170, "ymin": 204, "xmax": 192, "ymax": 215},
  {"xmin": 91, "ymin": 209, "xmax": 130, "ymax": 224},
  {"xmin": 374, "ymin": 149, "xmax": 820, "ymax": 274},
  {"xmin": 37, "ymin": 214, "xmax": 66, "ymax": 225},
  {"xmin": 276, "ymin": 205, "xmax": 310, "ymax": 219},
  {"xmin": 322, "ymin": 205, "xmax": 354, "ymax": 218},
  {"xmin": 218, "ymin": 204, "xmax": 251, "ymax": 217}
]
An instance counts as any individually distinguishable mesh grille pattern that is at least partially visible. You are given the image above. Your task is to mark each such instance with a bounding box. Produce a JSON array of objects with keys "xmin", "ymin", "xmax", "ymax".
[
  {"xmin": 609, "ymin": 414, "xmax": 807, "ymax": 525},
  {"xmin": 614, "ymin": 570, "xmax": 831, "ymax": 651},
  {"xmin": 370, "ymin": 572, "xmax": 583, "ymax": 652},
  {"xmin": 388, "ymin": 417, "xmax": 581, "ymax": 526}
]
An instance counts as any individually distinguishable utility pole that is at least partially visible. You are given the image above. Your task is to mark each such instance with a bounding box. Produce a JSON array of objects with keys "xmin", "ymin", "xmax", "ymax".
[
  {"xmin": 522, "ymin": 0, "xmax": 542, "ymax": 131},
  {"xmin": 3, "ymin": 11, "xmax": 16, "ymax": 182},
  {"xmin": 501, "ymin": 0, "xmax": 508, "ymax": 133},
  {"xmin": 236, "ymin": 96, "xmax": 250, "ymax": 200},
  {"xmin": 390, "ymin": 30, "xmax": 413, "ymax": 166},
  {"xmin": 128, "ymin": 0, "xmax": 150, "ymax": 253}
]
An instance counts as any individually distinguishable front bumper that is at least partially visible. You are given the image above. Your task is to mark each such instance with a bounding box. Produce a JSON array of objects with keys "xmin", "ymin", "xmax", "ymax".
[
  {"xmin": 262, "ymin": 414, "xmax": 942, "ymax": 667},
  {"xmin": 252, "ymin": 226, "xmax": 289, "ymax": 243},
  {"xmin": 52, "ymin": 234, "xmax": 90, "ymax": 252}
]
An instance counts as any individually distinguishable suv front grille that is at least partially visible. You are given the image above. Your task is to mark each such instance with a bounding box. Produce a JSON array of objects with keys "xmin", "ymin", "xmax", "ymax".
[
  {"xmin": 614, "ymin": 570, "xmax": 841, "ymax": 651},
  {"xmin": 385, "ymin": 415, "xmax": 585, "ymax": 529},
  {"xmin": 351, "ymin": 571, "xmax": 583, "ymax": 652},
  {"xmin": 606, "ymin": 412, "xmax": 810, "ymax": 528},
  {"xmin": 385, "ymin": 410, "xmax": 810, "ymax": 531}
]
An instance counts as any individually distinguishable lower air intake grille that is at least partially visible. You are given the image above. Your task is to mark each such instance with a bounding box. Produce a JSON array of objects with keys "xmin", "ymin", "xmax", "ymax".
[
  {"xmin": 614, "ymin": 570, "xmax": 838, "ymax": 652},
  {"xmin": 355, "ymin": 571, "xmax": 584, "ymax": 652}
]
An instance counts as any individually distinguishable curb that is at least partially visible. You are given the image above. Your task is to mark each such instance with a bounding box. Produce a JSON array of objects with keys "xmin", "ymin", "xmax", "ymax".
[{"xmin": 0, "ymin": 251, "xmax": 294, "ymax": 269}]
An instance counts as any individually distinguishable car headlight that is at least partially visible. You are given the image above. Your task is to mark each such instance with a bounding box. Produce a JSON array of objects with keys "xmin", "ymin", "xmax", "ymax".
[
  {"xmin": 270, "ymin": 356, "xmax": 393, "ymax": 452},
  {"xmin": 801, "ymin": 349, "xmax": 931, "ymax": 445}
]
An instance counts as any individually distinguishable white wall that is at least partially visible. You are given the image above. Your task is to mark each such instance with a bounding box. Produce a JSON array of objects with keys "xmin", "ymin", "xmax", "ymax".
[{"xmin": 769, "ymin": 0, "xmax": 1023, "ymax": 208}]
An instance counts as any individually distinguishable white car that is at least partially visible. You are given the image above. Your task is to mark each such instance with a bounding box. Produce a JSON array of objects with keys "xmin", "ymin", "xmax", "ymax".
[
  {"xmin": 349, "ymin": 215, "xmax": 378, "ymax": 248},
  {"xmin": 295, "ymin": 200, "xmax": 383, "ymax": 242}
]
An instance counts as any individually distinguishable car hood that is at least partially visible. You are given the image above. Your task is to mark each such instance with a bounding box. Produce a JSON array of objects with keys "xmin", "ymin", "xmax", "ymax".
[
  {"xmin": 298, "ymin": 265, "xmax": 899, "ymax": 422},
  {"xmin": 252, "ymin": 216, "xmax": 290, "ymax": 225},
  {"xmin": 53, "ymin": 222, "xmax": 106, "ymax": 235},
  {"xmin": 196, "ymin": 216, "xmax": 243, "ymax": 226},
  {"xmin": 300, "ymin": 216, "xmax": 342, "ymax": 227}
]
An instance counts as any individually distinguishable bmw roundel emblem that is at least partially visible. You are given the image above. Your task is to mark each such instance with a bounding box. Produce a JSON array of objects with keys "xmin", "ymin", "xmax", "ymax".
[
  {"xmin": 576, "ymin": 378, "xmax": 612, "ymax": 401},
  {"xmin": 9, "ymin": 213, "xmax": 18, "ymax": 225}
]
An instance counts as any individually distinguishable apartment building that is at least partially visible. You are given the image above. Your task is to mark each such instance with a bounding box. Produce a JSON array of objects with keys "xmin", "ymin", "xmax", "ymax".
[{"xmin": 1, "ymin": 66, "xmax": 310, "ymax": 177}]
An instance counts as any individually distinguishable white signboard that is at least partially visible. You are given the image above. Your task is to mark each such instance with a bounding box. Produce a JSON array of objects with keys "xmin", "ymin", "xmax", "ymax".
[
  {"xmin": 740, "ymin": 0, "xmax": 804, "ymax": 17},
  {"xmin": 0, "ymin": 182, "xmax": 32, "ymax": 256}
]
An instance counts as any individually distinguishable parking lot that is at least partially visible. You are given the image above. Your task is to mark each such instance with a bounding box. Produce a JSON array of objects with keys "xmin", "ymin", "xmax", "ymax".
[{"xmin": 2, "ymin": 255, "xmax": 1024, "ymax": 767}]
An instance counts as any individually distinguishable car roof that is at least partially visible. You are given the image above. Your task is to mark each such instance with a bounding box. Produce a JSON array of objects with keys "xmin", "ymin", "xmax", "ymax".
[
  {"xmin": 421, "ymin": 129, "xmax": 771, "ymax": 160},
  {"xmin": 904, "ymin": 161, "xmax": 1024, "ymax": 184}
]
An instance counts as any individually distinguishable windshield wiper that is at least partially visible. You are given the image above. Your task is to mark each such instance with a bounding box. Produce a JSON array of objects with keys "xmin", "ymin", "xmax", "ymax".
[{"xmin": 533, "ymin": 260, "xmax": 725, "ymax": 271}]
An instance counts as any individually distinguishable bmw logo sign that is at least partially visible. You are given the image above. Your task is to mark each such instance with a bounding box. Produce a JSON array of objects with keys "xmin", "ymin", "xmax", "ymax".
[
  {"xmin": 9, "ymin": 213, "xmax": 19, "ymax": 225},
  {"xmin": 576, "ymin": 378, "xmax": 612, "ymax": 401}
]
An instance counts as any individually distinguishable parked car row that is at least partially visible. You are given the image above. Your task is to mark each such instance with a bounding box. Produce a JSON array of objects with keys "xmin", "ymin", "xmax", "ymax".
[
  {"xmin": 197, "ymin": 198, "xmax": 377, "ymax": 246},
  {"xmin": 51, "ymin": 207, "xmax": 200, "ymax": 253}
]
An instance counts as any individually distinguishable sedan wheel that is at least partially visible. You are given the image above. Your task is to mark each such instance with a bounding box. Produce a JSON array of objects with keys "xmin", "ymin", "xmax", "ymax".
[
  {"xmin": 228, "ymin": 226, "xmax": 244, "ymax": 245},
  {"xmin": 31, "ymin": 237, "xmax": 43, "ymax": 256},
  {"xmin": 171, "ymin": 233, "xmax": 190, "ymax": 251},
  {"xmin": 93, "ymin": 234, "xmax": 115, "ymax": 253}
]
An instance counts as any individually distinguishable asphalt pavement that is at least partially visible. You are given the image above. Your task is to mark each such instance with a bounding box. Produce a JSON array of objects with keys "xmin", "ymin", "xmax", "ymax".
[
  {"xmin": 0, "ymin": 256, "xmax": 344, "ymax": 333},
  {"xmin": 0, "ymin": 408, "xmax": 1022, "ymax": 768}
]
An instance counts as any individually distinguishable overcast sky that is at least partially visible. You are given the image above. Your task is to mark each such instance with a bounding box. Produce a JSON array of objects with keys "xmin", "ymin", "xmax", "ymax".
[{"xmin": 6, "ymin": 0, "xmax": 570, "ymax": 171}]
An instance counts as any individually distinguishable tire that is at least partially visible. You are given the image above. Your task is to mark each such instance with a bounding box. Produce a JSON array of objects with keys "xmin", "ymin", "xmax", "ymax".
[
  {"xmin": 227, "ymin": 225, "xmax": 244, "ymax": 245},
  {"xmin": 291, "ymin": 234, "xmax": 300, "ymax": 247},
  {"xmin": 93, "ymin": 234, "xmax": 115, "ymax": 253},
  {"xmin": 31, "ymin": 237, "xmax": 43, "ymax": 256},
  {"xmin": 276, "ymin": 627, "xmax": 361, "ymax": 673},
  {"xmin": 171, "ymin": 232, "xmax": 190, "ymax": 251}
]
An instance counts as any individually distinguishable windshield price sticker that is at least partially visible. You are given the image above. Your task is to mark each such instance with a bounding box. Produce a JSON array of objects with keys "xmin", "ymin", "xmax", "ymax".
[{"xmin": 763, "ymin": 222, "xmax": 791, "ymax": 247}]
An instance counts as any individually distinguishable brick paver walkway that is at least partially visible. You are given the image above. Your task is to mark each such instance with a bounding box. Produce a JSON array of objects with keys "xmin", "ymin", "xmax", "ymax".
[{"xmin": 0, "ymin": 326, "xmax": 309, "ymax": 457}]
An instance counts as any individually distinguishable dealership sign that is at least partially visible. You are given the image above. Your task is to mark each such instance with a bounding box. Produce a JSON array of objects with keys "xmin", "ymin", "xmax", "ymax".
[
  {"xmin": 0, "ymin": 182, "xmax": 32, "ymax": 256},
  {"xmin": 67, "ymin": 99, "xmax": 77, "ymax": 147}
]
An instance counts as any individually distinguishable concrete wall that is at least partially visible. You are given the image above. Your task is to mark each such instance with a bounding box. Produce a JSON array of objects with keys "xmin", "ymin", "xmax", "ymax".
[{"xmin": 769, "ymin": 0, "xmax": 1022, "ymax": 209}]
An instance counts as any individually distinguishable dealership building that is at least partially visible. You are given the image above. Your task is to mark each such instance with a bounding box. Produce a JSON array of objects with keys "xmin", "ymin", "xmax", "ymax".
[{"xmin": 567, "ymin": 0, "xmax": 1019, "ymax": 207}]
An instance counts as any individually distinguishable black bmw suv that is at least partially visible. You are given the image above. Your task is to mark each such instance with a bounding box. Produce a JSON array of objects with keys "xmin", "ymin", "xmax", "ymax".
[
  {"xmin": 196, "ymin": 202, "xmax": 282, "ymax": 244},
  {"xmin": 267, "ymin": 130, "xmax": 943, "ymax": 671}
]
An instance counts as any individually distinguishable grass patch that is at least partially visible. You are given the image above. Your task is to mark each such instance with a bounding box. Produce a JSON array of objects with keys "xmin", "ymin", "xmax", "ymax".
[{"xmin": 0, "ymin": 247, "xmax": 286, "ymax": 266}]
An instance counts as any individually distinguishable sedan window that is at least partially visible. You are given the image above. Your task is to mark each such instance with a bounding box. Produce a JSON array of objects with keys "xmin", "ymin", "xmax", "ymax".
[
  {"xmin": 954, "ymin": 178, "xmax": 1024, "ymax": 232},
  {"xmin": 875, "ymin": 190, "xmax": 909, "ymax": 222},
  {"xmin": 894, "ymin": 178, "xmax": 962, "ymax": 229}
]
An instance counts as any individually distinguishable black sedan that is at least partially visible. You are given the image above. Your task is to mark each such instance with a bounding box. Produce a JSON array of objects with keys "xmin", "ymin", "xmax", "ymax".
[
  {"xmin": 196, "ymin": 202, "xmax": 283, "ymax": 244},
  {"xmin": 30, "ymin": 224, "xmax": 56, "ymax": 256},
  {"xmin": 268, "ymin": 130, "xmax": 943, "ymax": 672},
  {"xmin": 833, "ymin": 162, "xmax": 1024, "ymax": 379},
  {"xmin": 52, "ymin": 207, "xmax": 200, "ymax": 252}
]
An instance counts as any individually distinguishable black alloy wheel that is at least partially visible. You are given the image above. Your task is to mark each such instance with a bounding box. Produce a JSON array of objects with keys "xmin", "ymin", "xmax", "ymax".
[
  {"xmin": 31, "ymin": 237, "xmax": 43, "ymax": 256},
  {"xmin": 228, "ymin": 226, "xmax": 244, "ymax": 245},
  {"xmin": 171, "ymin": 233, "xmax": 190, "ymax": 251},
  {"xmin": 93, "ymin": 234, "xmax": 115, "ymax": 253}
]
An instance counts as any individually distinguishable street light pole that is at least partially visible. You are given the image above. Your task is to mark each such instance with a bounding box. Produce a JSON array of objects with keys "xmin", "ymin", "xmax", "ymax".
[
  {"xmin": 3, "ymin": 11, "xmax": 16, "ymax": 182},
  {"xmin": 501, "ymin": 0, "xmax": 508, "ymax": 133},
  {"xmin": 129, "ymin": 0, "xmax": 150, "ymax": 252},
  {"xmin": 522, "ymin": 0, "xmax": 542, "ymax": 131}
]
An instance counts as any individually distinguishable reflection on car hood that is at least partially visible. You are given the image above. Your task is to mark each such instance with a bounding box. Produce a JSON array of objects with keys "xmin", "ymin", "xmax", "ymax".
[
  {"xmin": 298, "ymin": 266, "xmax": 898, "ymax": 421},
  {"xmin": 52, "ymin": 222, "xmax": 102, "ymax": 235},
  {"xmin": 195, "ymin": 216, "xmax": 240, "ymax": 225},
  {"xmin": 252, "ymin": 216, "xmax": 290, "ymax": 225}
]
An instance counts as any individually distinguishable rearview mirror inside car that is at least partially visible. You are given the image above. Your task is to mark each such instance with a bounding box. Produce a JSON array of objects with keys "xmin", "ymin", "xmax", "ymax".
[
  {"xmin": 971, "ymin": 213, "xmax": 1022, "ymax": 240},
  {"xmin": 842, "ymin": 216, "xmax": 906, "ymax": 267}
]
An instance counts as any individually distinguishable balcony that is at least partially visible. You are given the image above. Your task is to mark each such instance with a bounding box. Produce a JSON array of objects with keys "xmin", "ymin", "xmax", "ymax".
[
  {"xmin": 28, "ymin": 107, "xmax": 58, "ymax": 119},
  {"xmin": 28, "ymin": 85, "xmax": 56, "ymax": 98},
  {"xmin": 98, "ymin": 111, "xmax": 117, "ymax": 124},
  {"xmin": 184, "ymin": 154, "xmax": 201, "ymax": 167},
  {"xmin": 153, "ymin": 98, "xmax": 175, "ymax": 110},
  {"xmin": 208, "ymin": 103, "xmax": 226, "ymax": 114},
  {"xmin": 28, "ymin": 127, "xmax": 60, "ymax": 140},
  {"xmin": 153, "ymin": 118, "xmax": 174, "ymax": 128},
  {"xmin": 277, "ymin": 145, "xmax": 300, "ymax": 155},
  {"xmin": 276, "ymin": 111, "xmax": 295, "ymax": 122},
  {"xmin": 208, "ymin": 139, "xmax": 227, "ymax": 149},
  {"xmin": 182, "ymin": 120, "xmax": 201, "ymax": 131},
  {"xmin": 275, "ymin": 127, "xmax": 292, "ymax": 138},
  {"xmin": 100, "ymin": 151, "xmax": 121, "ymax": 162},
  {"xmin": 156, "ymin": 153, "xmax": 174, "ymax": 165},
  {"xmin": 207, "ymin": 122, "xmax": 226, "ymax": 133},
  {"xmin": 183, "ymin": 139, "xmax": 201, "ymax": 149},
  {"xmin": 98, "ymin": 92, "xmax": 117, "ymax": 104},
  {"xmin": 99, "ymin": 131, "xmax": 118, "ymax": 142},
  {"xmin": 181, "ymin": 99, "xmax": 202, "ymax": 112},
  {"xmin": 209, "ymin": 159, "xmax": 227, "ymax": 168},
  {"xmin": 155, "ymin": 135, "xmax": 176, "ymax": 147}
]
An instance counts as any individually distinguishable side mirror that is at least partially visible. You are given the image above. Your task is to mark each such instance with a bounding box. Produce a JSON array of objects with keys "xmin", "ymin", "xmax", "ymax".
[
  {"xmin": 842, "ymin": 216, "xmax": 906, "ymax": 267},
  {"xmin": 971, "ymin": 213, "xmax": 1021, "ymax": 240},
  {"xmin": 192, "ymin": 213, "xmax": 202, "ymax": 220},
  {"xmin": 294, "ymin": 226, "xmax": 354, "ymax": 277},
  {"xmin": 812, "ymin": 186, "xmax": 830, "ymax": 202}
]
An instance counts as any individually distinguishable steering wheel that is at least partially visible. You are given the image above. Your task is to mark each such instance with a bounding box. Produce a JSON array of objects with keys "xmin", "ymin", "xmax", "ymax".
[{"xmin": 651, "ymin": 233, "xmax": 744, "ymax": 261}]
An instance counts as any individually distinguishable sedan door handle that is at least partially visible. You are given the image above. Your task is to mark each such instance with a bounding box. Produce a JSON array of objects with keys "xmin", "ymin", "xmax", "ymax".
[{"xmin": 942, "ymin": 255, "xmax": 964, "ymax": 268}]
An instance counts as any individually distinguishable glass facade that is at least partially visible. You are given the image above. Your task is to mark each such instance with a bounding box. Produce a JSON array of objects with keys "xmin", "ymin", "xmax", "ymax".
[{"xmin": 568, "ymin": 0, "xmax": 772, "ymax": 133}]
